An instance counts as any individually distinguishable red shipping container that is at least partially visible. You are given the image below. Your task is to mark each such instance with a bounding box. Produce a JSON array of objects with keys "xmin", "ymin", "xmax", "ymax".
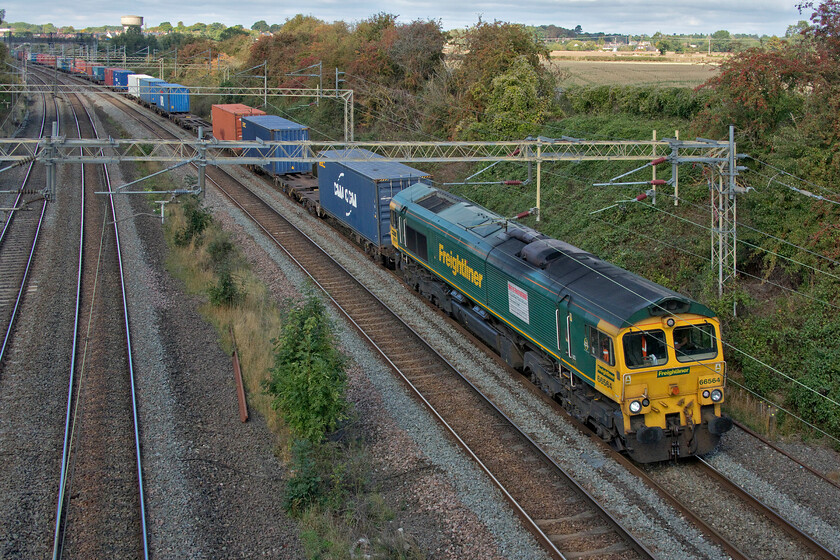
[{"xmin": 211, "ymin": 104, "xmax": 266, "ymax": 141}]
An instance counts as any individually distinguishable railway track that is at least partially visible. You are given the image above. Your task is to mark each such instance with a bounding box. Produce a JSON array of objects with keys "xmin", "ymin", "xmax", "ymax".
[
  {"xmin": 209, "ymin": 168, "xmax": 655, "ymax": 559},
  {"xmin": 0, "ymin": 83, "xmax": 49, "ymax": 365},
  {"xmin": 32, "ymin": 68, "xmax": 149, "ymax": 559},
  {"xmin": 501, "ymin": 365, "xmax": 840, "ymax": 559},
  {"xmin": 41, "ymin": 65, "xmax": 840, "ymax": 559}
]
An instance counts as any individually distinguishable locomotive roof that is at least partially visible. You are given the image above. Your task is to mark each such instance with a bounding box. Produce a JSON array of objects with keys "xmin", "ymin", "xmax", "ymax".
[{"xmin": 396, "ymin": 184, "xmax": 715, "ymax": 328}]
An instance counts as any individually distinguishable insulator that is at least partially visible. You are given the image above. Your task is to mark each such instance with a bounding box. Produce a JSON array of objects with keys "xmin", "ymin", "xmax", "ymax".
[
  {"xmin": 515, "ymin": 209, "xmax": 532, "ymax": 219},
  {"xmin": 509, "ymin": 148, "xmax": 520, "ymax": 156},
  {"xmin": 636, "ymin": 192, "xmax": 648, "ymax": 201},
  {"xmin": 650, "ymin": 157, "xmax": 667, "ymax": 166},
  {"xmin": 503, "ymin": 180, "xmax": 522, "ymax": 185},
  {"xmin": 650, "ymin": 179, "xmax": 667, "ymax": 185}
]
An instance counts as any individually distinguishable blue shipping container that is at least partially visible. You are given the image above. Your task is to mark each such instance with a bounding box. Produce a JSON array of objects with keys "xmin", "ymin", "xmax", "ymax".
[
  {"xmin": 92, "ymin": 66, "xmax": 105, "ymax": 81},
  {"xmin": 113, "ymin": 69, "xmax": 133, "ymax": 90},
  {"xmin": 241, "ymin": 115, "xmax": 309, "ymax": 176},
  {"xmin": 152, "ymin": 83, "xmax": 190, "ymax": 113},
  {"xmin": 138, "ymin": 77, "xmax": 165, "ymax": 104},
  {"xmin": 317, "ymin": 149, "xmax": 431, "ymax": 247}
]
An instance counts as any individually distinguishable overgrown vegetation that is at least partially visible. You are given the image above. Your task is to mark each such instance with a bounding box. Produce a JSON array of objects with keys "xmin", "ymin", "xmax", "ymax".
[{"xmin": 189, "ymin": 6, "xmax": 839, "ymax": 446}]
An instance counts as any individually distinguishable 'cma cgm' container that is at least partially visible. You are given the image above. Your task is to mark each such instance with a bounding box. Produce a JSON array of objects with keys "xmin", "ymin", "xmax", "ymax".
[
  {"xmin": 317, "ymin": 149, "xmax": 431, "ymax": 247},
  {"xmin": 138, "ymin": 77, "xmax": 165, "ymax": 104},
  {"xmin": 151, "ymin": 83, "xmax": 190, "ymax": 113},
  {"xmin": 127, "ymin": 74, "xmax": 153, "ymax": 98},
  {"xmin": 241, "ymin": 115, "xmax": 309, "ymax": 175},
  {"xmin": 212, "ymin": 104, "xmax": 266, "ymax": 141}
]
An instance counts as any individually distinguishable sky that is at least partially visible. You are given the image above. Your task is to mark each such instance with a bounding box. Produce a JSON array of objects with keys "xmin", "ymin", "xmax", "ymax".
[{"xmin": 2, "ymin": 0, "xmax": 807, "ymax": 36}]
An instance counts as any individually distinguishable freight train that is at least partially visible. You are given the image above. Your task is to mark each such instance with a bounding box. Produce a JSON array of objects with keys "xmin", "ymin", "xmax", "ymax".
[
  {"xmin": 16, "ymin": 53, "xmax": 733, "ymax": 461},
  {"xmin": 20, "ymin": 51, "xmax": 194, "ymax": 118}
]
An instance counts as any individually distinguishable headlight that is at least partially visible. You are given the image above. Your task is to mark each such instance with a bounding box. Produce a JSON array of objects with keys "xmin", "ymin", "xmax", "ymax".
[
  {"xmin": 629, "ymin": 400, "xmax": 642, "ymax": 414},
  {"xmin": 642, "ymin": 398, "xmax": 650, "ymax": 407},
  {"xmin": 711, "ymin": 389, "xmax": 723, "ymax": 402},
  {"xmin": 702, "ymin": 390, "xmax": 710, "ymax": 399}
]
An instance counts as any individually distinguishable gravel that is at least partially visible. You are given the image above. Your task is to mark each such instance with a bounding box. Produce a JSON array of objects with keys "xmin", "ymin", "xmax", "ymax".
[{"xmin": 0, "ymin": 94, "xmax": 84, "ymax": 558}]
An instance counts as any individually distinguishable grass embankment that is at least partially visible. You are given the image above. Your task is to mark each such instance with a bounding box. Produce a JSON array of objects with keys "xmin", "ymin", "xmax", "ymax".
[{"xmin": 158, "ymin": 188, "xmax": 422, "ymax": 558}]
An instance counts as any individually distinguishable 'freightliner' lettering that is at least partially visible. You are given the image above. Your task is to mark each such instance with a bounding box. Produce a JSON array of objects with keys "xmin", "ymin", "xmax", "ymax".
[{"xmin": 438, "ymin": 244, "xmax": 483, "ymax": 287}]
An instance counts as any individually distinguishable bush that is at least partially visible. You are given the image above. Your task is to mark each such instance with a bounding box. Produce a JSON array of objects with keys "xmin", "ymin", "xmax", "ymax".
[
  {"xmin": 563, "ymin": 85, "xmax": 707, "ymax": 119},
  {"xmin": 173, "ymin": 196, "xmax": 212, "ymax": 246},
  {"xmin": 208, "ymin": 268, "xmax": 244, "ymax": 306},
  {"xmin": 284, "ymin": 439, "xmax": 323, "ymax": 515},
  {"xmin": 206, "ymin": 236, "xmax": 237, "ymax": 273},
  {"xmin": 264, "ymin": 294, "xmax": 348, "ymax": 442}
]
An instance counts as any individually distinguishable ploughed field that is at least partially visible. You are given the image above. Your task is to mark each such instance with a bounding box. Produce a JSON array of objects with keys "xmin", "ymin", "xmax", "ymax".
[{"xmin": 552, "ymin": 59, "xmax": 719, "ymax": 87}]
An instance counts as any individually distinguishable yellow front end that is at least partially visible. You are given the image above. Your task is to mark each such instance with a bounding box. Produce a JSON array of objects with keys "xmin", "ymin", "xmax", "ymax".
[{"xmin": 617, "ymin": 315, "xmax": 730, "ymax": 461}]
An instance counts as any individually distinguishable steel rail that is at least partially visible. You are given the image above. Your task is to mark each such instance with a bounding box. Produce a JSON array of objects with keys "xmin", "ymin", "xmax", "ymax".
[
  {"xmin": 47, "ymin": 68, "xmax": 149, "ymax": 560},
  {"xmin": 464, "ymin": 334, "xmax": 838, "ymax": 560},
  {"xmin": 88, "ymin": 76, "xmax": 656, "ymax": 559},
  {"xmin": 51, "ymin": 79, "xmax": 87, "ymax": 560},
  {"xmin": 696, "ymin": 457, "xmax": 839, "ymax": 560},
  {"xmin": 733, "ymin": 420, "xmax": 840, "ymax": 493},
  {"xmin": 96, "ymin": 103, "xmax": 150, "ymax": 560},
  {"xmin": 0, "ymin": 79, "xmax": 50, "ymax": 365}
]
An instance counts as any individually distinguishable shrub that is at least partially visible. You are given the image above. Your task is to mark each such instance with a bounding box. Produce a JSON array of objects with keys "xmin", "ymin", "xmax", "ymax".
[
  {"xmin": 173, "ymin": 196, "xmax": 212, "ymax": 246},
  {"xmin": 208, "ymin": 268, "xmax": 244, "ymax": 306},
  {"xmin": 284, "ymin": 439, "xmax": 323, "ymax": 515},
  {"xmin": 264, "ymin": 294, "xmax": 348, "ymax": 443}
]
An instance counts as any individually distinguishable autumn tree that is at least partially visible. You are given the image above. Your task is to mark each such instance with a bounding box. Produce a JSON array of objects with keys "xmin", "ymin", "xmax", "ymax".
[
  {"xmin": 460, "ymin": 56, "xmax": 551, "ymax": 140},
  {"xmin": 453, "ymin": 20, "xmax": 552, "ymax": 114},
  {"xmin": 695, "ymin": 0, "xmax": 840, "ymax": 180},
  {"xmin": 251, "ymin": 20, "xmax": 269, "ymax": 33},
  {"xmin": 448, "ymin": 20, "xmax": 555, "ymax": 139}
]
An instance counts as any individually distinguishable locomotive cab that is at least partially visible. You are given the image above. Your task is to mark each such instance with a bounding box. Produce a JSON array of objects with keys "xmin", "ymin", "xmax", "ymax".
[{"xmin": 617, "ymin": 315, "xmax": 732, "ymax": 462}]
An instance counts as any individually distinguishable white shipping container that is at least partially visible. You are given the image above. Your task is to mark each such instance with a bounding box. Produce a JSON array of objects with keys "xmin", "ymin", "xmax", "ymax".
[{"xmin": 127, "ymin": 74, "xmax": 154, "ymax": 98}]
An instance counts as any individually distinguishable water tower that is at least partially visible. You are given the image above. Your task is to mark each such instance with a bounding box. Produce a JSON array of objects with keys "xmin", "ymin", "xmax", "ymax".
[{"xmin": 121, "ymin": 15, "xmax": 143, "ymax": 31}]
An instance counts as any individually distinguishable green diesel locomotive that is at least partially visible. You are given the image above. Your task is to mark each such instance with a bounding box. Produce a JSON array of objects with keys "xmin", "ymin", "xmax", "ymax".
[{"xmin": 390, "ymin": 183, "xmax": 732, "ymax": 463}]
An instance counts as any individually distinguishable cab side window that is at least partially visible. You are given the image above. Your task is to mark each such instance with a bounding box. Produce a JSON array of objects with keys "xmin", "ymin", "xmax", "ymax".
[{"xmin": 586, "ymin": 326, "xmax": 614, "ymax": 367}]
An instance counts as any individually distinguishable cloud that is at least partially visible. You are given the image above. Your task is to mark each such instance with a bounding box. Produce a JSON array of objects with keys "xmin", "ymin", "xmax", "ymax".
[{"xmin": 4, "ymin": 0, "xmax": 803, "ymax": 35}]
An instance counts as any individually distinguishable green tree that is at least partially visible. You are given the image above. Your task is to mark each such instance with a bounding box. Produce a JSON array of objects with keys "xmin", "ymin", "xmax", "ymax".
[
  {"xmin": 251, "ymin": 20, "xmax": 269, "ymax": 33},
  {"xmin": 219, "ymin": 25, "xmax": 247, "ymax": 42},
  {"xmin": 110, "ymin": 26, "xmax": 160, "ymax": 56},
  {"xmin": 462, "ymin": 56, "xmax": 550, "ymax": 140},
  {"xmin": 158, "ymin": 21, "xmax": 173, "ymax": 32},
  {"xmin": 454, "ymin": 19, "xmax": 551, "ymax": 115},
  {"xmin": 264, "ymin": 295, "xmax": 348, "ymax": 443},
  {"xmin": 711, "ymin": 29, "xmax": 732, "ymax": 51}
]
